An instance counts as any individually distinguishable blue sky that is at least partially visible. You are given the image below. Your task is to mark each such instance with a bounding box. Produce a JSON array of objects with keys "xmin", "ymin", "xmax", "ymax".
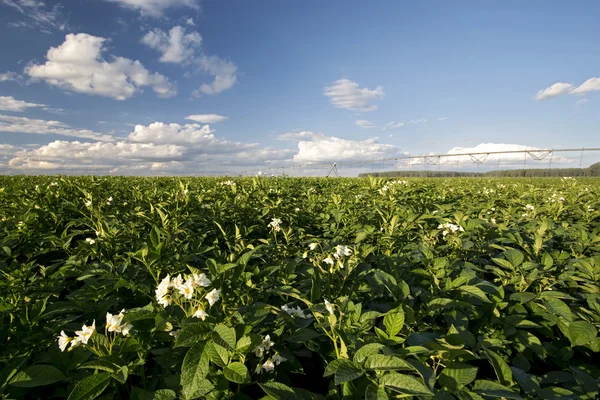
[{"xmin": 0, "ymin": 0, "xmax": 599, "ymax": 175}]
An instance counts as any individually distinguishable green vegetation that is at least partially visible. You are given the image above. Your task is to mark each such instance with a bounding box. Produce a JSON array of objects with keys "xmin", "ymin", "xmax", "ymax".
[
  {"xmin": 1, "ymin": 175, "xmax": 599, "ymax": 399},
  {"xmin": 361, "ymin": 162, "xmax": 600, "ymax": 178}
]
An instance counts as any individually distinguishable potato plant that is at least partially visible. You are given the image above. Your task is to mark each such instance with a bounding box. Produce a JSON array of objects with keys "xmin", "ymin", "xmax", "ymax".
[{"xmin": 0, "ymin": 175, "xmax": 599, "ymax": 399}]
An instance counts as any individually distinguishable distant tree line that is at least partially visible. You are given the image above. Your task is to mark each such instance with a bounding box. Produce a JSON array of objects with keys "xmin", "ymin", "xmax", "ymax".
[{"xmin": 359, "ymin": 162, "xmax": 600, "ymax": 178}]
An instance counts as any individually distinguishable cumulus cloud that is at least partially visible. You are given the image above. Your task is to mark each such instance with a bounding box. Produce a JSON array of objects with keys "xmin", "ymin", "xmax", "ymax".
[
  {"xmin": 141, "ymin": 26, "xmax": 238, "ymax": 95},
  {"xmin": 571, "ymin": 78, "xmax": 600, "ymax": 96},
  {"xmin": 0, "ymin": 96, "xmax": 45, "ymax": 112},
  {"xmin": 0, "ymin": 114, "xmax": 114, "ymax": 141},
  {"xmin": 276, "ymin": 131, "xmax": 319, "ymax": 141},
  {"xmin": 355, "ymin": 120, "xmax": 374, "ymax": 129},
  {"xmin": 185, "ymin": 114, "xmax": 228, "ymax": 123},
  {"xmin": 141, "ymin": 26, "xmax": 202, "ymax": 63},
  {"xmin": 3, "ymin": 121, "xmax": 294, "ymax": 175},
  {"xmin": 26, "ymin": 33, "xmax": 177, "ymax": 100},
  {"xmin": 535, "ymin": 82, "xmax": 574, "ymax": 100},
  {"xmin": 104, "ymin": 0, "xmax": 199, "ymax": 17},
  {"xmin": 383, "ymin": 121, "xmax": 404, "ymax": 131},
  {"xmin": 0, "ymin": 71, "xmax": 22, "ymax": 82},
  {"xmin": 194, "ymin": 55, "xmax": 238, "ymax": 95},
  {"xmin": 293, "ymin": 135, "xmax": 401, "ymax": 163},
  {"xmin": 2, "ymin": 0, "xmax": 63, "ymax": 31},
  {"xmin": 128, "ymin": 122, "xmax": 259, "ymax": 155},
  {"xmin": 324, "ymin": 79, "xmax": 384, "ymax": 112}
]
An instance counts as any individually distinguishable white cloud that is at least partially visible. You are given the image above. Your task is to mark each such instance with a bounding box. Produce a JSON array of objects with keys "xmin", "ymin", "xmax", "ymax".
[
  {"xmin": 409, "ymin": 118, "xmax": 427, "ymax": 124},
  {"xmin": 383, "ymin": 121, "xmax": 404, "ymax": 131},
  {"xmin": 186, "ymin": 18, "xmax": 195, "ymax": 25},
  {"xmin": 535, "ymin": 82, "xmax": 574, "ymax": 100},
  {"xmin": 185, "ymin": 114, "xmax": 228, "ymax": 123},
  {"xmin": 26, "ymin": 33, "xmax": 177, "ymax": 100},
  {"xmin": 141, "ymin": 26, "xmax": 202, "ymax": 64},
  {"xmin": 438, "ymin": 117, "xmax": 448, "ymax": 121},
  {"xmin": 0, "ymin": 96, "xmax": 45, "ymax": 112},
  {"xmin": 324, "ymin": 79, "xmax": 384, "ymax": 112},
  {"xmin": 194, "ymin": 55, "xmax": 238, "ymax": 95},
  {"xmin": 575, "ymin": 98, "xmax": 589, "ymax": 106},
  {"xmin": 293, "ymin": 135, "xmax": 401, "ymax": 163},
  {"xmin": 2, "ymin": 0, "xmax": 63, "ymax": 31},
  {"xmin": 4, "ymin": 121, "xmax": 294, "ymax": 174},
  {"xmin": 128, "ymin": 122, "xmax": 257, "ymax": 155},
  {"xmin": 355, "ymin": 120, "xmax": 374, "ymax": 129},
  {"xmin": 141, "ymin": 26, "xmax": 238, "ymax": 95},
  {"xmin": 0, "ymin": 71, "xmax": 22, "ymax": 82},
  {"xmin": 571, "ymin": 78, "xmax": 600, "ymax": 96},
  {"xmin": 105, "ymin": 0, "xmax": 199, "ymax": 17},
  {"xmin": 0, "ymin": 114, "xmax": 114, "ymax": 141},
  {"xmin": 276, "ymin": 131, "xmax": 319, "ymax": 141}
]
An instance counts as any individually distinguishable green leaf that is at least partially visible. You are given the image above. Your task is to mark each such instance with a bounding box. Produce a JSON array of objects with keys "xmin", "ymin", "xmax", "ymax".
[
  {"xmin": 213, "ymin": 323, "xmax": 236, "ymax": 350},
  {"xmin": 287, "ymin": 328, "xmax": 321, "ymax": 343},
  {"xmin": 503, "ymin": 249, "xmax": 524, "ymax": 267},
  {"xmin": 543, "ymin": 298, "xmax": 574, "ymax": 322},
  {"xmin": 439, "ymin": 363, "xmax": 478, "ymax": 389},
  {"xmin": 175, "ymin": 323, "xmax": 210, "ymax": 348},
  {"xmin": 492, "ymin": 258, "xmax": 515, "ymax": 270},
  {"xmin": 78, "ymin": 359, "xmax": 120, "ymax": 373},
  {"xmin": 334, "ymin": 361, "xmax": 364, "ymax": 385},
  {"xmin": 206, "ymin": 341, "xmax": 229, "ymax": 367},
  {"xmin": 131, "ymin": 388, "xmax": 177, "ymax": 400},
  {"xmin": 380, "ymin": 372, "xmax": 433, "ymax": 396},
  {"xmin": 323, "ymin": 359, "xmax": 352, "ymax": 377},
  {"xmin": 509, "ymin": 293, "xmax": 536, "ymax": 304},
  {"xmin": 473, "ymin": 380, "xmax": 522, "ymax": 399},
  {"xmin": 353, "ymin": 343, "xmax": 385, "ymax": 363},
  {"xmin": 458, "ymin": 285, "xmax": 491, "ymax": 303},
  {"xmin": 181, "ymin": 343, "xmax": 210, "ymax": 399},
  {"xmin": 568, "ymin": 321, "xmax": 597, "ymax": 347},
  {"xmin": 483, "ymin": 348, "xmax": 513, "ymax": 385},
  {"xmin": 9, "ymin": 365, "xmax": 66, "ymax": 387},
  {"xmin": 364, "ymin": 354, "xmax": 413, "ymax": 371},
  {"xmin": 383, "ymin": 307, "xmax": 405, "ymax": 337},
  {"xmin": 235, "ymin": 335, "xmax": 253, "ymax": 352},
  {"xmin": 224, "ymin": 362, "xmax": 250, "ymax": 384},
  {"xmin": 67, "ymin": 372, "xmax": 112, "ymax": 400},
  {"xmin": 510, "ymin": 368, "xmax": 541, "ymax": 396},
  {"xmin": 365, "ymin": 384, "xmax": 389, "ymax": 400},
  {"xmin": 259, "ymin": 381, "xmax": 320, "ymax": 400}
]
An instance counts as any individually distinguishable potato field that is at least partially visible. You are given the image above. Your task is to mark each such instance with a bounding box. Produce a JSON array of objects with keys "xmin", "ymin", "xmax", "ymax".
[{"xmin": 0, "ymin": 175, "xmax": 599, "ymax": 400}]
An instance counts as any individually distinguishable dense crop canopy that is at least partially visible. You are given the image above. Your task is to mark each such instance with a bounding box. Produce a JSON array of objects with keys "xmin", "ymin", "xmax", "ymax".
[{"xmin": 0, "ymin": 175, "xmax": 599, "ymax": 399}]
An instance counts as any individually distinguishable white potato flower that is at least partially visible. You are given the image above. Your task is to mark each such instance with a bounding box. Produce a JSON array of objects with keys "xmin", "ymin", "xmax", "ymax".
[
  {"xmin": 308, "ymin": 243, "xmax": 318, "ymax": 250},
  {"xmin": 178, "ymin": 280, "xmax": 195, "ymax": 300},
  {"xmin": 272, "ymin": 353, "xmax": 286, "ymax": 365},
  {"xmin": 323, "ymin": 257, "xmax": 334, "ymax": 266},
  {"xmin": 268, "ymin": 218, "xmax": 282, "ymax": 232},
  {"xmin": 74, "ymin": 320, "xmax": 96, "ymax": 345},
  {"xmin": 106, "ymin": 309, "xmax": 133, "ymax": 336},
  {"xmin": 205, "ymin": 288, "xmax": 221, "ymax": 306},
  {"xmin": 261, "ymin": 359, "xmax": 275, "ymax": 373},
  {"xmin": 85, "ymin": 238, "xmax": 95, "ymax": 245},
  {"xmin": 191, "ymin": 273, "xmax": 211, "ymax": 288},
  {"xmin": 193, "ymin": 308, "xmax": 208, "ymax": 320},
  {"xmin": 57, "ymin": 331, "xmax": 72, "ymax": 352}
]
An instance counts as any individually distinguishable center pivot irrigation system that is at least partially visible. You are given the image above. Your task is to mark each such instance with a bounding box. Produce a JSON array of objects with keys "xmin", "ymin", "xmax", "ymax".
[{"xmin": 240, "ymin": 147, "xmax": 600, "ymax": 177}]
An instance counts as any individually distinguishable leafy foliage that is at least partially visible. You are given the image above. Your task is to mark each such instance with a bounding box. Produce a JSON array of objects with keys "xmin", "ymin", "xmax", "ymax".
[{"xmin": 0, "ymin": 175, "xmax": 599, "ymax": 399}]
